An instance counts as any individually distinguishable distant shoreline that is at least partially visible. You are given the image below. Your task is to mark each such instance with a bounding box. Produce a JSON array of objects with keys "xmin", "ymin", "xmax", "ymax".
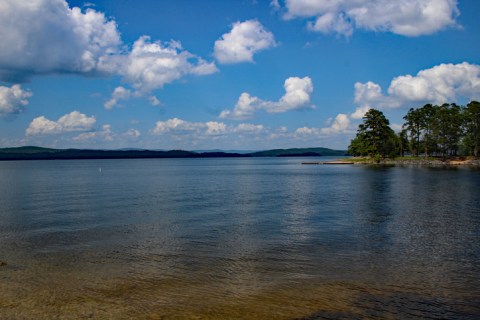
[{"xmin": 0, "ymin": 146, "xmax": 347, "ymax": 161}]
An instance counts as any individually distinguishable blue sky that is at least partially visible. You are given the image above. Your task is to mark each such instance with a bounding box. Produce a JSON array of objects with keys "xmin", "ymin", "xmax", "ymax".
[{"xmin": 1, "ymin": 0, "xmax": 479, "ymax": 150}]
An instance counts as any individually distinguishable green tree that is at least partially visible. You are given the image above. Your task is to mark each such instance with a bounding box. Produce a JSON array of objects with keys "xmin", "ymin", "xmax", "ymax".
[
  {"xmin": 398, "ymin": 129, "xmax": 409, "ymax": 157},
  {"xmin": 403, "ymin": 108, "xmax": 422, "ymax": 156},
  {"xmin": 349, "ymin": 109, "xmax": 396, "ymax": 159},
  {"xmin": 431, "ymin": 103, "xmax": 463, "ymax": 157},
  {"xmin": 418, "ymin": 103, "xmax": 437, "ymax": 157},
  {"xmin": 347, "ymin": 134, "xmax": 368, "ymax": 156},
  {"xmin": 463, "ymin": 101, "xmax": 480, "ymax": 157}
]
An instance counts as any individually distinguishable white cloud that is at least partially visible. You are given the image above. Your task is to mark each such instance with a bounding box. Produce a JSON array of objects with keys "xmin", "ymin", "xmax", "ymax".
[
  {"xmin": 123, "ymin": 128, "xmax": 141, "ymax": 139},
  {"xmin": 320, "ymin": 113, "xmax": 351, "ymax": 134},
  {"xmin": 309, "ymin": 11, "xmax": 353, "ymax": 37},
  {"xmin": 0, "ymin": 84, "xmax": 32, "ymax": 115},
  {"xmin": 387, "ymin": 62, "xmax": 480, "ymax": 104},
  {"xmin": 295, "ymin": 126, "xmax": 320, "ymax": 136},
  {"xmin": 282, "ymin": 0, "xmax": 459, "ymax": 37},
  {"xmin": 274, "ymin": 76, "xmax": 314, "ymax": 112},
  {"xmin": 219, "ymin": 93, "xmax": 264, "ymax": 120},
  {"xmin": 73, "ymin": 124, "xmax": 113, "ymax": 141},
  {"xmin": 25, "ymin": 116, "xmax": 63, "ymax": 136},
  {"xmin": 102, "ymin": 37, "xmax": 217, "ymax": 107},
  {"xmin": 234, "ymin": 123, "xmax": 265, "ymax": 133},
  {"xmin": 0, "ymin": 0, "xmax": 121, "ymax": 81},
  {"xmin": 353, "ymin": 62, "xmax": 480, "ymax": 116},
  {"xmin": 270, "ymin": 0, "xmax": 281, "ymax": 10},
  {"xmin": 26, "ymin": 111, "xmax": 96, "ymax": 136},
  {"xmin": 220, "ymin": 76, "xmax": 314, "ymax": 120},
  {"xmin": 104, "ymin": 86, "xmax": 131, "ymax": 109},
  {"xmin": 214, "ymin": 20, "xmax": 277, "ymax": 64},
  {"xmin": 149, "ymin": 96, "xmax": 161, "ymax": 106},
  {"xmin": 350, "ymin": 105, "xmax": 371, "ymax": 120},
  {"xmin": 57, "ymin": 111, "xmax": 96, "ymax": 131},
  {"xmin": 152, "ymin": 118, "xmax": 267, "ymax": 138},
  {"xmin": 0, "ymin": 0, "xmax": 217, "ymax": 105},
  {"xmin": 293, "ymin": 113, "xmax": 352, "ymax": 138},
  {"xmin": 147, "ymin": 117, "xmax": 352, "ymax": 150},
  {"xmin": 351, "ymin": 81, "xmax": 390, "ymax": 119},
  {"xmin": 119, "ymin": 36, "xmax": 218, "ymax": 94},
  {"xmin": 152, "ymin": 118, "xmax": 204, "ymax": 135},
  {"xmin": 206, "ymin": 121, "xmax": 227, "ymax": 135}
]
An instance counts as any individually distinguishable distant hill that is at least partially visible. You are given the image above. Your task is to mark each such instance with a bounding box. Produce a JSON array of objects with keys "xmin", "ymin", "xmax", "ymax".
[
  {"xmin": 193, "ymin": 149, "xmax": 257, "ymax": 154},
  {"xmin": 0, "ymin": 146, "xmax": 347, "ymax": 160},
  {"xmin": 0, "ymin": 148, "xmax": 198, "ymax": 160},
  {"xmin": 249, "ymin": 147, "xmax": 347, "ymax": 157},
  {"xmin": 0, "ymin": 146, "xmax": 58, "ymax": 154}
]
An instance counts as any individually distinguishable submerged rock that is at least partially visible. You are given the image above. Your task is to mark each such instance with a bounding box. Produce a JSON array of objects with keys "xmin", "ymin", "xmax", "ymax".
[{"xmin": 0, "ymin": 260, "xmax": 7, "ymax": 266}]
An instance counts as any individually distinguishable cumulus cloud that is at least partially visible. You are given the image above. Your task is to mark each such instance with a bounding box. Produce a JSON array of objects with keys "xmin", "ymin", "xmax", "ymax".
[
  {"xmin": 206, "ymin": 121, "xmax": 227, "ymax": 135},
  {"xmin": 219, "ymin": 93, "xmax": 263, "ymax": 120},
  {"xmin": 152, "ymin": 118, "xmax": 204, "ymax": 135},
  {"xmin": 0, "ymin": 0, "xmax": 217, "ymax": 108},
  {"xmin": 294, "ymin": 126, "xmax": 321, "ymax": 136},
  {"xmin": 152, "ymin": 118, "xmax": 268, "ymax": 137},
  {"xmin": 123, "ymin": 128, "xmax": 141, "ymax": 139},
  {"xmin": 352, "ymin": 62, "xmax": 480, "ymax": 119},
  {"xmin": 26, "ymin": 111, "xmax": 96, "ymax": 136},
  {"xmin": 74, "ymin": 124, "xmax": 113, "ymax": 141},
  {"xmin": 119, "ymin": 36, "xmax": 218, "ymax": 94},
  {"xmin": 148, "ymin": 117, "xmax": 351, "ymax": 149},
  {"xmin": 280, "ymin": 0, "xmax": 459, "ymax": 37},
  {"xmin": 387, "ymin": 62, "xmax": 480, "ymax": 104},
  {"xmin": 0, "ymin": 84, "xmax": 32, "ymax": 115},
  {"xmin": 214, "ymin": 20, "xmax": 277, "ymax": 64},
  {"xmin": 102, "ymin": 37, "xmax": 217, "ymax": 107},
  {"xmin": 104, "ymin": 86, "xmax": 131, "ymax": 109},
  {"xmin": 320, "ymin": 113, "xmax": 351, "ymax": 134},
  {"xmin": 275, "ymin": 77, "xmax": 314, "ymax": 112},
  {"xmin": 0, "ymin": 0, "xmax": 121, "ymax": 81},
  {"xmin": 293, "ymin": 114, "xmax": 352, "ymax": 138},
  {"xmin": 351, "ymin": 81, "xmax": 390, "ymax": 119},
  {"xmin": 220, "ymin": 76, "xmax": 314, "ymax": 120},
  {"xmin": 25, "ymin": 117, "xmax": 62, "ymax": 136}
]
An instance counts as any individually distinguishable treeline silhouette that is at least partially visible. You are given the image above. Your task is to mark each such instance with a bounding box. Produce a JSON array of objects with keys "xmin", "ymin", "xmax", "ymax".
[{"xmin": 348, "ymin": 101, "xmax": 480, "ymax": 159}]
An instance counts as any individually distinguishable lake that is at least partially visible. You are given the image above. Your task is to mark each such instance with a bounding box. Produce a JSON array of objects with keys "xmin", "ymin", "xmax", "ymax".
[{"xmin": 0, "ymin": 158, "xmax": 479, "ymax": 319}]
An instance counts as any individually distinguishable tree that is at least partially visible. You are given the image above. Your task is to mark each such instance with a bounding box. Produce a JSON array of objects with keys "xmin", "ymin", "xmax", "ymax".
[
  {"xmin": 418, "ymin": 104, "xmax": 436, "ymax": 157},
  {"xmin": 431, "ymin": 103, "xmax": 463, "ymax": 157},
  {"xmin": 398, "ymin": 129, "xmax": 409, "ymax": 157},
  {"xmin": 463, "ymin": 101, "xmax": 480, "ymax": 157},
  {"xmin": 403, "ymin": 108, "xmax": 422, "ymax": 156},
  {"xmin": 349, "ymin": 109, "xmax": 396, "ymax": 159},
  {"xmin": 347, "ymin": 134, "xmax": 368, "ymax": 156}
]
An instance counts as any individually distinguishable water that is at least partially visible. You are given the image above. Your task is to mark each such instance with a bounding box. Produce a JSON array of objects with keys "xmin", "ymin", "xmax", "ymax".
[{"xmin": 0, "ymin": 158, "xmax": 479, "ymax": 319}]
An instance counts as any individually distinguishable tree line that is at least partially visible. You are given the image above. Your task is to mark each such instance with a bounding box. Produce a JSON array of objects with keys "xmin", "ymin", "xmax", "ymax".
[{"xmin": 348, "ymin": 101, "xmax": 480, "ymax": 159}]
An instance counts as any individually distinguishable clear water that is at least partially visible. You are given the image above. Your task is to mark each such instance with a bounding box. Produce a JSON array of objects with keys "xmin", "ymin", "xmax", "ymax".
[{"xmin": 0, "ymin": 158, "xmax": 479, "ymax": 319}]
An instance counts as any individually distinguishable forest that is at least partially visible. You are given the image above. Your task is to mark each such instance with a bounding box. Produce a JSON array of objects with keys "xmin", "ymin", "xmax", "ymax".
[{"xmin": 348, "ymin": 101, "xmax": 480, "ymax": 160}]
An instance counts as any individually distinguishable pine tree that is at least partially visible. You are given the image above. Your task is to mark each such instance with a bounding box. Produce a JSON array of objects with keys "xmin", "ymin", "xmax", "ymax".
[{"xmin": 348, "ymin": 109, "xmax": 397, "ymax": 159}]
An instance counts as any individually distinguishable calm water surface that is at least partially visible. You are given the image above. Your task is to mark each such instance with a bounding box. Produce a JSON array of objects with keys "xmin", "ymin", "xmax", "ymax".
[{"xmin": 0, "ymin": 158, "xmax": 479, "ymax": 319}]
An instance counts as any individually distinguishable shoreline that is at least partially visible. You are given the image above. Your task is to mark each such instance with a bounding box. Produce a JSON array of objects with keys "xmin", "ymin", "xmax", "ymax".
[{"xmin": 345, "ymin": 157, "xmax": 480, "ymax": 167}]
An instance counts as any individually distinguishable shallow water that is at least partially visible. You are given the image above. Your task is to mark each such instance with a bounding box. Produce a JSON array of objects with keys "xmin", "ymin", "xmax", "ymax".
[{"xmin": 1, "ymin": 158, "xmax": 479, "ymax": 319}]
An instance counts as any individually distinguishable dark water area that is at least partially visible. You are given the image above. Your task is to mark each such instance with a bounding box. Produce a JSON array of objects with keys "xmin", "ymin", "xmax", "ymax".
[{"xmin": 0, "ymin": 158, "xmax": 479, "ymax": 319}]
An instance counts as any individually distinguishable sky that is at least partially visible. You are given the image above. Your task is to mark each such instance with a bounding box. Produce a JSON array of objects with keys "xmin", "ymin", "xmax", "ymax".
[{"xmin": 0, "ymin": 0, "xmax": 479, "ymax": 151}]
